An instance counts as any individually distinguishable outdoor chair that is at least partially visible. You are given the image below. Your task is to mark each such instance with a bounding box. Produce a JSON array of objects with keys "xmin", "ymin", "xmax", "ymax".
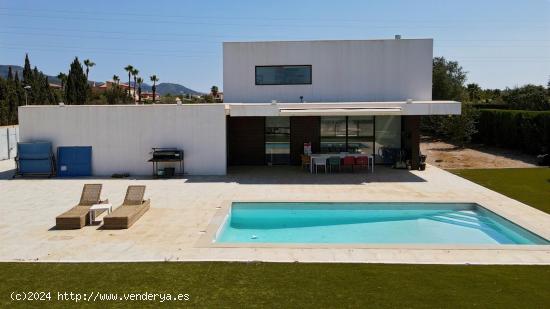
[
  {"xmin": 327, "ymin": 156, "xmax": 341, "ymax": 173},
  {"xmin": 56, "ymin": 184, "xmax": 109, "ymax": 229},
  {"xmin": 301, "ymin": 154, "xmax": 311, "ymax": 170},
  {"xmin": 342, "ymin": 156, "xmax": 355, "ymax": 172},
  {"xmin": 103, "ymin": 185, "xmax": 150, "ymax": 229},
  {"xmin": 355, "ymin": 156, "xmax": 370, "ymax": 172},
  {"xmin": 312, "ymin": 157, "xmax": 328, "ymax": 173}
]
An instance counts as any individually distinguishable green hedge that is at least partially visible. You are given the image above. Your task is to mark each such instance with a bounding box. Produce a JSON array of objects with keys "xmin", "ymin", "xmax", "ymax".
[
  {"xmin": 476, "ymin": 109, "xmax": 550, "ymax": 154},
  {"xmin": 471, "ymin": 103, "xmax": 508, "ymax": 110}
]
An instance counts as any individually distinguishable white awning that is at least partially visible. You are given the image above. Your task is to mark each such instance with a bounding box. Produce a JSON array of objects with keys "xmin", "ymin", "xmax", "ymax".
[
  {"xmin": 279, "ymin": 107, "xmax": 402, "ymax": 116},
  {"xmin": 226, "ymin": 101, "xmax": 461, "ymax": 117}
]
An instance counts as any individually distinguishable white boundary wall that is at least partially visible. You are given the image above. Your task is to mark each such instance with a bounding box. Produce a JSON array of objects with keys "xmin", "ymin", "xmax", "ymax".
[{"xmin": 18, "ymin": 104, "xmax": 227, "ymax": 175}]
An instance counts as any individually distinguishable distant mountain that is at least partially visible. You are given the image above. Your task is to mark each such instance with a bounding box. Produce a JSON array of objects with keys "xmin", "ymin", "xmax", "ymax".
[
  {"xmin": 125, "ymin": 82, "xmax": 202, "ymax": 96},
  {"xmin": 0, "ymin": 65, "xmax": 63, "ymax": 85},
  {"xmin": 0, "ymin": 65, "xmax": 23, "ymax": 79},
  {"xmin": 155, "ymin": 83, "xmax": 202, "ymax": 96},
  {"xmin": 0, "ymin": 64, "xmax": 202, "ymax": 95}
]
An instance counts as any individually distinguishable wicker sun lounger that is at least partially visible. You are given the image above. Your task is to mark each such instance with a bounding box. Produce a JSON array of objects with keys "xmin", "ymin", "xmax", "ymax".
[
  {"xmin": 103, "ymin": 185, "xmax": 150, "ymax": 229},
  {"xmin": 55, "ymin": 184, "xmax": 108, "ymax": 229}
]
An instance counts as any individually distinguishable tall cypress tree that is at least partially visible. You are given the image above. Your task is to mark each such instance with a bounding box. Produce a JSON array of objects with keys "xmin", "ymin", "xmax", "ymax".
[
  {"xmin": 23, "ymin": 54, "xmax": 33, "ymax": 84},
  {"xmin": 31, "ymin": 66, "xmax": 41, "ymax": 104},
  {"xmin": 65, "ymin": 57, "xmax": 89, "ymax": 104},
  {"xmin": 6, "ymin": 72, "xmax": 22, "ymax": 124},
  {"xmin": 7, "ymin": 66, "xmax": 13, "ymax": 81},
  {"xmin": 0, "ymin": 77, "xmax": 7, "ymax": 125}
]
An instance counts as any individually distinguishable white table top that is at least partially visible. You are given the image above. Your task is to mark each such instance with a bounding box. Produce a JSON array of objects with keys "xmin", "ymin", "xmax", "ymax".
[
  {"xmin": 90, "ymin": 203, "xmax": 112, "ymax": 210},
  {"xmin": 310, "ymin": 153, "xmax": 373, "ymax": 158}
]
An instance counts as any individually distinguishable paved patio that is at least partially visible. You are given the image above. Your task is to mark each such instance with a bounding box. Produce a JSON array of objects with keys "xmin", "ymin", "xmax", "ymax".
[{"xmin": 0, "ymin": 159, "xmax": 549, "ymax": 264}]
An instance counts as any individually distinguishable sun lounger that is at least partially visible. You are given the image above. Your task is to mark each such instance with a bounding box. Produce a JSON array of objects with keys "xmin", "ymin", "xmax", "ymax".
[
  {"xmin": 55, "ymin": 184, "xmax": 108, "ymax": 229},
  {"xmin": 103, "ymin": 185, "xmax": 150, "ymax": 229}
]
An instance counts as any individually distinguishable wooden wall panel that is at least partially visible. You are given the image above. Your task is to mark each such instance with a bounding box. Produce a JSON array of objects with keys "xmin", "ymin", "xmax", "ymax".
[
  {"xmin": 290, "ymin": 116, "xmax": 320, "ymax": 165},
  {"xmin": 227, "ymin": 116, "xmax": 265, "ymax": 165}
]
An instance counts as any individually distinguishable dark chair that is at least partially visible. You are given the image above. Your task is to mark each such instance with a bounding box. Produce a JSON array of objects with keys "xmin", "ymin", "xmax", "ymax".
[
  {"xmin": 301, "ymin": 154, "xmax": 311, "ymax": 170},
  {"xmin": 355, "ymin": 156, "xmax": 370, "ymax": 172},
  {"xmin": 327, "ymin": 156, "xmax": 341, "ymax": 173},
  {"xmin": 342, "ymin": 156, "xmax": 355, "ymax": 172}
]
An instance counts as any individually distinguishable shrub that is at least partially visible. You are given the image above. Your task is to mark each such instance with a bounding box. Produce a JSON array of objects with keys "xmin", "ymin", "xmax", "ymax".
[
  {"xmin": 422, "ymin": 103, "xmax": 479, "ymax": 147},
  {"xmin": 501, "ymin": 85, "xmax": 550, "ymax": 111}
]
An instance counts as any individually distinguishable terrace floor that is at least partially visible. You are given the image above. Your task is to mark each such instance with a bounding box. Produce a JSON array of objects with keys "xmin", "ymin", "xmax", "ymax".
[{"xmin": 0, "ymin": 160, "xmax": 549, "ymax": 264}]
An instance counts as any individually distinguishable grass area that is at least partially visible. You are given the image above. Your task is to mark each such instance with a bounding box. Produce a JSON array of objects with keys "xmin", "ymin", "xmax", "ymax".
[
  {"xmin": 1, "ymin": 262, "xmax": 549, "ymax": 308},
  {"xmin": 452, "ymin": 168, "xmax": 550, "ymax": 214}
]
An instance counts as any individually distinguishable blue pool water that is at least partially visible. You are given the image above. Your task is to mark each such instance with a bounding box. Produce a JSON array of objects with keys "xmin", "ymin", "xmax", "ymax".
[{"xmin": 215, "ymin": 202, "xmax": 549, "ymax": 245}]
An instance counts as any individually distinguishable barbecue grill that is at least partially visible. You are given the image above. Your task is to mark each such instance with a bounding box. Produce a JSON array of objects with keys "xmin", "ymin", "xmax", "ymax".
[{"xmin": 148, "ymin": 148, "xmax": 184, "ymax": 177}]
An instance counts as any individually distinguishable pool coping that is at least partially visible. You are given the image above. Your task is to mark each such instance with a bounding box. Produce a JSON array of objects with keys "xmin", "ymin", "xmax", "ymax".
[{"xmin": 196, "ymin": 199, "xmax": 550, "ymax": 251}]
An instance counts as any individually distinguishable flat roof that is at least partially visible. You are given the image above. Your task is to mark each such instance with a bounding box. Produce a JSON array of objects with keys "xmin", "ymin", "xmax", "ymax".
[{"xmin": 223, "ymin": 38, "xmax": 433, "ymax": 44}]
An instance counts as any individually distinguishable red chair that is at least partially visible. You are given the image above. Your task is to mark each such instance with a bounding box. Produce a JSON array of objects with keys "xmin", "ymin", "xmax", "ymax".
[
  {"xmin": 355, "ymin": 156, "xmax": 370, "ymax": 172},
  {"xmin": 342, "ymin": 156, "xmax": 355, "ymax": 172}
]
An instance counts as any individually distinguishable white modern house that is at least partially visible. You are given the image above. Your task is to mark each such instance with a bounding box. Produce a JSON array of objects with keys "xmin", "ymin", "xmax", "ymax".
[{"xmin": 18, "ymin": 37, "xmax": 460, "ymax": 176}]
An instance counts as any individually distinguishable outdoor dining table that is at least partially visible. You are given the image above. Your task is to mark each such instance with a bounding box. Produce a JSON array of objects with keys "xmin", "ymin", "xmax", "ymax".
[{"xmin": 309, "ymin": 153, "xmax": 374, "ymax": 173}]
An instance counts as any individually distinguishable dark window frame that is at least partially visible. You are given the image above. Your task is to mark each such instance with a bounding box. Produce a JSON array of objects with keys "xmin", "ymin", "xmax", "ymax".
[{"xmin": 255, "ymin": 65, "xmax": 312, "ymax": 85}]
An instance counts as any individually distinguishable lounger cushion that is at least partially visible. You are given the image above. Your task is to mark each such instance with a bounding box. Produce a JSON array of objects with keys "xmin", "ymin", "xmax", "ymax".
[
  {"xmin": 103, "ymin": 199, "xmax": 150, "ymax": 229},
  {"xmin": 55, "ymin": 205, "xmax": 91, "ymax": 229}
]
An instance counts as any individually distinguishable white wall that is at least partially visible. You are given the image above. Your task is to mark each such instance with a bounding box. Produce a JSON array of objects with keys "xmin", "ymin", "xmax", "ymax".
[
  {"xmin": 223, "ymin": 39, "xmax": 433, "ymax": 103},
  {"xmin": 18, "ymin": 104, "xmax": 227, "ymax": 175},
  {"xmin": 0, "ymin": 126, "xmax": 18, "ymax": 160}
]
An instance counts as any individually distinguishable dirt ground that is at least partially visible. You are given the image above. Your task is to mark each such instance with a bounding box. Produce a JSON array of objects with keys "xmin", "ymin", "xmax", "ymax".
[{"xmin": 420, "ymin": 137, "xmax": 539, "ymax": 169}]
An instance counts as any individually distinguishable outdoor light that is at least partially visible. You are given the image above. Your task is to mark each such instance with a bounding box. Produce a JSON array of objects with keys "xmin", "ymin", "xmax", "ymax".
[{"xmin": 23, "ymin": 85, "xmax": 31, "ymax": 106}]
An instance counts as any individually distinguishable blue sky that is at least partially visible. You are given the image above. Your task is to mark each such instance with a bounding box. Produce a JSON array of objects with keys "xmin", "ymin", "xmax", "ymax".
[{"xmin": 0, "ymin": 0, "xmax": 548, "ymax": 92}]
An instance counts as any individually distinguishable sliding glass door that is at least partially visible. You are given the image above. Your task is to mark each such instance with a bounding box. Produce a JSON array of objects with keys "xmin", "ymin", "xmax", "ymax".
[
  {"xmin": 347, "ymin": 116, "xmax": 374, "ymax": 154},
  {"xmin": 265, "ymin": 117, "xmax": 290, "ymax": 165},
  {"xmin": 374, "ymin": 116, "xmax": 401, "ymax": 164},
  {"xmin": 320, "ymin": 116, "xmax": 347, "ymax": 153},
  {"xmin": 320, "ymin": 116, "xmax": 374, "ymax": 154}
]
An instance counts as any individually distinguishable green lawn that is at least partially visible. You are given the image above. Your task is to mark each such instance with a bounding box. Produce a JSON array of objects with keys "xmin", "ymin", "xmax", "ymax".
[
  {"xmin": 3, "ymin": 168, "xmax": 550, "ymax": 308},
  {"xmin": 1, "ymin": 262, "xmax": 549, "ymax": 308},
  {"xmin": 452, "ymin": 168, "xmax": 550, "ymax": 214}
]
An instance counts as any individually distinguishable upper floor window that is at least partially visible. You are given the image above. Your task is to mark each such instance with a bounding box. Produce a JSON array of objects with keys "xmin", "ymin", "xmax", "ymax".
[{"xmin": 255, "ymin": 65, "xmax": 312, "ymax": 85}]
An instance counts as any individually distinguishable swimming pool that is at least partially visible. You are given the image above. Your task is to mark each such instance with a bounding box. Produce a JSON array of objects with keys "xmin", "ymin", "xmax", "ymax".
[{"xmin": 215, "ymin": 202, "xmax": 549, "ymax": 245}]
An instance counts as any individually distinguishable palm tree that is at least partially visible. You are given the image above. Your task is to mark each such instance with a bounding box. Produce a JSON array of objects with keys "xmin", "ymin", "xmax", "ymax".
[
  {"xmin": 83, "ymin": 59, "xmax": 95, "ymax": 80},
  {"xmin": 124, "ymin": 65, "xmax": 134, "ymax": 97},
  {"xmin": 136, "ymin": 77, "xmax": 143, "ymax": 104},
  {"xmin": 57, "ymin": 72, "xmax": 67, "ymax": 90},
  {"xmin": 111, "ymin": 74, "xmax": 121, "ymax": 104},
  {"xmin": 131, "ymin": 68, "xmax": 139, "ymax": 103},
  {"xmin": 211, "ymin": 85, "xmax": 219, "ymax": 98},
  {"xmin": 150, "ymin": 75, "xmax": 159, "ymax": 103}
]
